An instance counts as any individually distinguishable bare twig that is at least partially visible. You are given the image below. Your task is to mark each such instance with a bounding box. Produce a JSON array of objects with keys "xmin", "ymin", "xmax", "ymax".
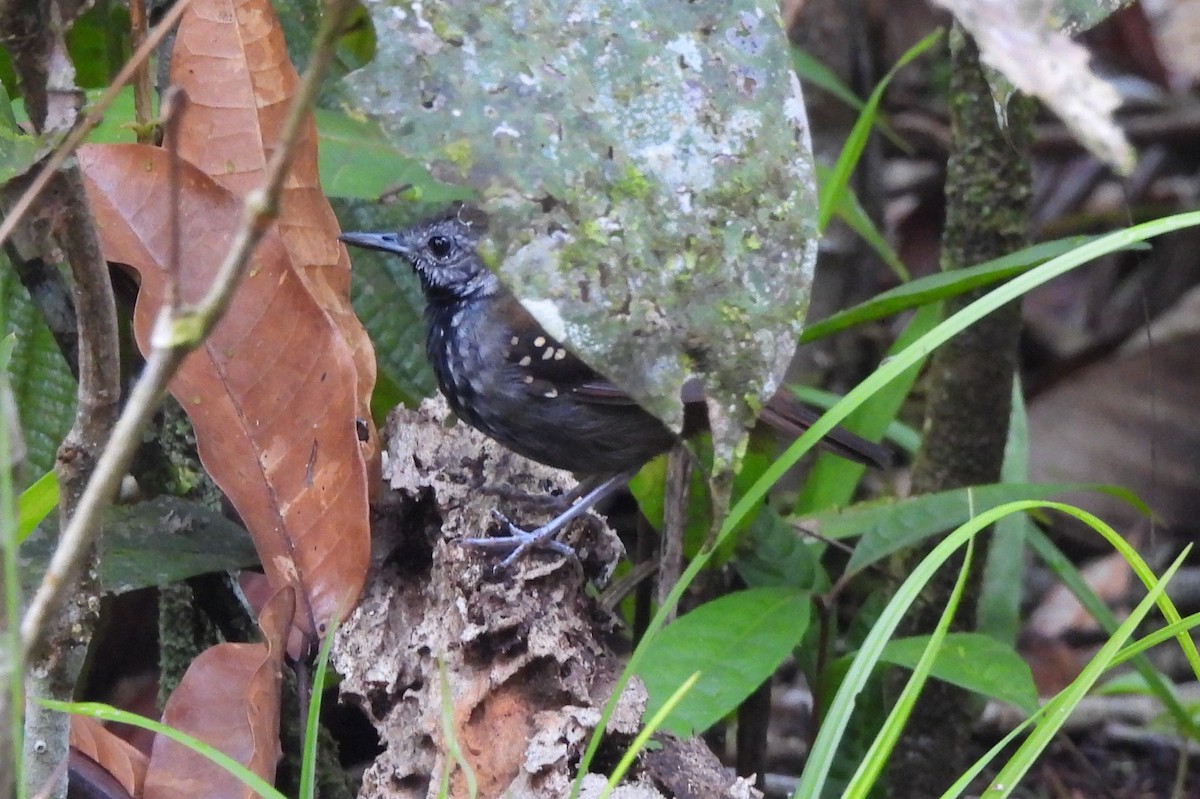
[
  {"xmin": 7, "ymin": 2, "xmax": 123, "ymax": 795},
  {"xmin": 127, "ymin": 0, "xmax": 154, "ymax": 141},
  {"xmin": 0, "ymin": 0, "xmax": 192, "ymax": 250},
  {"xmin": 19, "ymin": 0, "xmax": 361, "ymax": 662},
  {"xmin": 55, "ymin": 165, "xmax": 121, "ymax": 514},
  {"xmin": 655, "ymin": 444, "xmax": 691, "ymax": 623},
  {"xmin": 161, "ymin": 86, "xmax": 188, "ymax": 309}
]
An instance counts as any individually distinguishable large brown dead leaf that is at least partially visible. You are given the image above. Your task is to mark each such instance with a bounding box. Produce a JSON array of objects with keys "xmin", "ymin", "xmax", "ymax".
[
  {"xmin": 166, "ymin": 0, "xmax": 378, "ymax": 469},
  {"xmin": 70, "ymin": 716, "xmax": 149, "ymax": 797},
  {"xmin": 143, "ymin": 588, "xmax": 294, "ymax": 799},
  {"xmin": 79, "ymin": 142, "xmax": 368, "ymax": 638}
]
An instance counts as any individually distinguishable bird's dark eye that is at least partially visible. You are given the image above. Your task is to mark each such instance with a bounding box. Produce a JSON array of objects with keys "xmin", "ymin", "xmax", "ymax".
[{"xmin": 427, "ymin": 235, "xmax": 452, "ymax": 259}]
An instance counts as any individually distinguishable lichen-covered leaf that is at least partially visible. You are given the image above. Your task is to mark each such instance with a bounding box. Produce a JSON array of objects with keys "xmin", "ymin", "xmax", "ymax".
[{"xmin": 340, "ymin": 1, "xmax": 819, "ymax": 467}]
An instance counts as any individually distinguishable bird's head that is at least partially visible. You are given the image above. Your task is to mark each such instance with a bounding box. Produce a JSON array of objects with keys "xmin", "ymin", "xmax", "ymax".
[{"xmin": 339, "ymin": 215, "xmax": 497, "ymax": 301}]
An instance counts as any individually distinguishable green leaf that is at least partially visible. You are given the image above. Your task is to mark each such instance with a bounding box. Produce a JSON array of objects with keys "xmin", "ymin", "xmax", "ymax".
[
  {"xmin": 790, "ymin": 47, "xmax": 867, "ymax": 113},
  {"xmin": 880, "ymin": 632, "xmax": 1038, "ymax": 714},
  {"xmin": 603, "ymin": 672, "xmax": 701, "ymax": 798},
  {"xmin": 1093, "ymin": 670, "xmax": 1169, "ymax": 697},
  {"xmin": 799, "ymin": 236, "xmax": 1140, "ymax": 343},
  {"xmin": 790, "ymin": 48, "xmax": 909, "ymax": 153},
  {"xmin": 0, "ymin": 334, "xmax": 13, "ymax": 377},
  {"xmin": 0, "ymin": 100, "xmax": 45, "ymax": 184},
  {"xmin": 578, "ymin": 210, "xmax": 1200, "ymax": 792},
  {"xmin": 791, "ymin": 482, "xmax": 1147, "ymax": 575},
  {"xmin": 67, "ymin": 3, "xmax": 131, "ymax": 89},
  {"xmin": 368, "ymin": 369, "xmax": 413, "ymax": 423},
  {"xmin": 315, "ymin": 109, "xmax": 474, "ymax": 203},
  {"xmin": 1108, "ymin": 612, "xmax": 1200, "ymax": 675},
  {"xmin": 985, "ymin": 549, "xmax": 1188, "ymax": 796},
  {"xmin": 630, "ymin": 446, "xmax": 778, "ymax": 566},
  {"xmin": 637, "ymin": 586, "xmax": 811, "ymax": 736},
  {"xmin": 792, "ymin": 304, "xmax": 939, "ymax": 514},
  {"xmin": 818, "ymin": 29, "xmax": 942, "ymax": 232},
  {"xmin": 341, "ymin": 201, "xmax": 439, "ymax": 407},
  {"xmin": 300, "ymin": 614, "xmax": 342, "ymax": 799},
  {"xmin": 0, "ymin": 333, "xmax": 19, "ymax": 796},
  {"xmin": 977, "ymin": 379, "xmax": 1032, "ymax": 643},
  {"xmin": 16, "ymin": 470, "xmax": 57, "ymax": 543},
  {"xmin": 332, "ymin": 2, "xmax": 377, "ymax": 76},
  {"xmin": 795, "ymin": 499, "xmax": 1183, "ymax": 799},
  {"xmin": 85, "ymin": 87, "xmax": 153, "ymax": 143},
  {"xmin": 1, "ymin": 265, "xmax": 76, "ymax": 483},
  {"xmin": 21, "ymin": 496, "xmax": 259, "ymax": 594},
  {"xmin": 627, "ymin": 452, "xmax": 715, "ymax": 558},
  {"xmin": 11, "ymin": 87, "xmax": 151, "ymax": 144},
  {"xmin": 796, "ymin": 504, "xmax": 997, "ymax": 799},
  {"xmin": 819, "ymin": 165, "xmax": 909, "ymax": 281},
  {"xmin": 1027, "ymin": 527, "xmax": 1200, "ymax": 739},
  {"xmin": 842, "ymin": 541, "xmax": 976, "ymax": 798},
  {"xmin": 735, "ymin": 505, "xmax": 823, "ymax": 591}
]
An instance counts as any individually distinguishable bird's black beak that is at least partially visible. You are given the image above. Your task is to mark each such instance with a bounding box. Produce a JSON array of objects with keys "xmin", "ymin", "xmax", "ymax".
[{"xmin": 338, "ymin": 231, "xmax": 412, "ymax": 257}]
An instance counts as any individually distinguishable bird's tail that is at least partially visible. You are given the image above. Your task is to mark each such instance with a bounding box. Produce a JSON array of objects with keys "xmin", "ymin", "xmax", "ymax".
[{"xmin": 759, "ymin": 391, "xmax": 893, "ymax": 469}]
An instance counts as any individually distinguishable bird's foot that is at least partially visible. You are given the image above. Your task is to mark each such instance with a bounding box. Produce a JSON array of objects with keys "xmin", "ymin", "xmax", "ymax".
[
  {"xmin": 460, "ymin": 471, "xmax": 635, "ymax": 570},
  {"xmin": 460, "ymin": 509, "xmax": 579, "ymax": 570}
]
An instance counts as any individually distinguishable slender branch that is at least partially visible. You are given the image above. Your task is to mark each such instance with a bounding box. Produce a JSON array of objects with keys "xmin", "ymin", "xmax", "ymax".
[
  {"xmin": 55, "ymin": 166, "xmax": 122, "ymax": 498},
  {"xmin": 655, "ymin": 444, "xmax": 690, "ymax": 623},
  {"xmin": 127, "ymin": 0, "xmax": 154, "ymax": 141},
  {"xmin": 20, "ymin": 0, "xmax": 361, "ymax": 661},
  {"xmin": 162, "ymin": 86, "xmax": 188, "ymax": 309},
  {"xmin": 0, "ymin": 0, "xmax": 192, "ymax": 249},
  {"xmin": 5, "ymin": 1, "xmax": 123, "ymax": 794}
]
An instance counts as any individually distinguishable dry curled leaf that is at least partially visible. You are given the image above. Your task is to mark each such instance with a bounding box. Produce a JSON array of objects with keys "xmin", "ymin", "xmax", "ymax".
[
  {"xmin": 79, "ymin": 143, "xmax": 368, "ymax": 641},
  {"xmin": 143, "ymin": 588, "xmax": 294, "ymax": 799},
  {"xmin": 70, "ymin": 716, "xmax": 149, "ymax": 798},
  {"xmin": 166, "ymin": 0, "xmax": 379, "ymax": 471}
]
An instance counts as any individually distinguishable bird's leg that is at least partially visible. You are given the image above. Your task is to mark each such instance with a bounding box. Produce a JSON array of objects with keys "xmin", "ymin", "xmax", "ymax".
[
  {"xmin": 462, "ymin": 470, "xmax": 636, "ymax": 569},
  {"xmin": 480, "ymin": 477, "xmax": 591, "ymax": 511}
]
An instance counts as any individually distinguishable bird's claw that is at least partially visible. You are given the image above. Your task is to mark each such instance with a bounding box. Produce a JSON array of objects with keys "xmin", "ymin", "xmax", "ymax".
[{"xmin": 460, "ymin": 509, "xmax": 577, "ymax": 569}]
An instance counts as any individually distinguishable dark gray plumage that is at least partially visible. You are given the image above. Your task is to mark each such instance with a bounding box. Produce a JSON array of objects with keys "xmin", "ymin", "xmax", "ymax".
[{"xmin": 340, "ymin": 214, "xmax": 888, "ymax": 565}]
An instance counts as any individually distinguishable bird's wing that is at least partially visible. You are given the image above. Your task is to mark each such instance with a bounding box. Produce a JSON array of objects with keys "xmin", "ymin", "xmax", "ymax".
[
  {"xmin": 499, "ymin": 294, "xmax": 626, "ymax": 402},
  {"xmin": 500, "ymin": 296, "xmax": 890, "ymax": 467}
]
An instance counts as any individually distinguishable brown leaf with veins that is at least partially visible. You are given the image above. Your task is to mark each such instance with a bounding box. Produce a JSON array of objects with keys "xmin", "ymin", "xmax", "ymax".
[
  {"xmin": 143, "ymin": 588, "xmax": 294, "ymax": 799},
  {"xmin": 71, "ymin": 716, "xmax": 149, "ymax": 797},
  {"xmin": 166, "ymin": 0, "xmax": 379, "ymax": 470},
  {"xmin": 79, "ymin": 142, "xmax": 368, "ymax": 639}
]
